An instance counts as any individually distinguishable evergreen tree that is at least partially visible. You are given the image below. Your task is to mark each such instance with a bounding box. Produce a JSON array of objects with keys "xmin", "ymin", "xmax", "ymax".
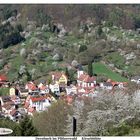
[
  {"xmin": 26, "ymin": 71, "xmax": 32, "ymax": 81},
  {"xmin": 88, "ymin": 62, "xmax": 93, "ymax": 77},
  {"xmin": 20, "ymin": 115, "xmax": 38, "ymax": 136},
  {"xmin": 97, "ymin": 25, "xmax": 103, "ymax": 37},
  {"xmin": 65, "ymin": 67, "xmax": 70, "ymax": 79},
  {"xmin": 79, "ymin": 45, "xmax": 87, "ymax": 53},
  {"xmin": 0, "ymin": 118, "xmax": 21, "ymax": 136}
]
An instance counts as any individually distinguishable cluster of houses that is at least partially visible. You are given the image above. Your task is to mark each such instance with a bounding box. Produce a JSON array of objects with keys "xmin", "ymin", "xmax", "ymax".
[{"xmin": 0, "ymin": 66, "xmax": 139, "ymax": 121}]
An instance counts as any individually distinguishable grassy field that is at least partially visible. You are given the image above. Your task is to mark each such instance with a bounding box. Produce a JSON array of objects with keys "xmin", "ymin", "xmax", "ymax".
[
  {"xmin": 0, "ymin": 88, "xmax": 9, "ymax": 96},
  {"xmin": 128, "ymin": 128, "xmax": 140, "ymax": 136},
  {"xmin": 105, "ymin": 52, "xmax": 126, "ymax": 69},
  {"xmin": 93, "ymin": 62, "xmax": 128, "ymax": 82}
]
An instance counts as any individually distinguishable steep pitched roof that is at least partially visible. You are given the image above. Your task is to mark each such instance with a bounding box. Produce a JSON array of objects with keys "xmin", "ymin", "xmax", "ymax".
[
  {"xmin": 40, "ymin": 85, "xmax": 48, "ymax": 90},
  {"xmin": 38, "ymin": 83, "xmax": 48, "ymax": 90},
  {"xmin": 26, "ymin": 82, "xmax": 37, "ymax": 91},
  {"xmin": 1, "ymin": 96, "xmax": 11, "ymax": 102},
  {"xmin": 103, "ymin": 82, "xmax": 113, "ymax": 87},
  {"xmin": 78, "ymin": 73, "xmax": 96, "ymax": 83},
  {"xmin": 51, "ymin": 72, "xmax": 67, "ymax": 81},
  {"xmin": 11, "ymin": 95, "xmax": 20, "ymax": 101},
  {"xmin": 0, "ymin": 75, "xmax": 8, "ymax": 82},
  {"xmin": 30, "ymin": 96, "xmax": 46, "ymax": 102},
  {"xmin": 2, "ymin": 102, "xmax": 14, "ymax": 110},
  {"xmin": 24, "ymin": 101, "xmax": 30, "ymax": 109},
  {"xmin": 66, "ymin": 96, "xmax": 73, "ymax": 104},
  {"xmin": 28, "ymin": 107, "xmax": 35, "ymax": 113},
  {"xmin": 10, "ymin": 109, "xmax": 17, "ymax": 116}
]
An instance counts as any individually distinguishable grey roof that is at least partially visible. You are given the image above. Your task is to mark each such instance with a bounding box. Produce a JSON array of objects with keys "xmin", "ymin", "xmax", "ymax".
[
  {"xmin": 1, "ymin": 96, "xmax": 11, "ymax": 102},
  {"xmin": 131, "ymin": 76, "xmax": 140, "ymax": 80},
  {"xmin": 103, "ymin": 82, "xmax": 113, "ymax": 87},
  {"xmin": 40, "ymin": 79, "xmax": 46, "ymax": 84},
  {"xmin": 77, "ymin": 64, "xmax": 83, "ymax": 71}
]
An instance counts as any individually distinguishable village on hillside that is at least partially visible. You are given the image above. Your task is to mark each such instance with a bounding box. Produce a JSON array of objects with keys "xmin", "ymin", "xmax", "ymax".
[{"xmin": 0, "ymin": 63, "xmax": 139, "ymax": 122}]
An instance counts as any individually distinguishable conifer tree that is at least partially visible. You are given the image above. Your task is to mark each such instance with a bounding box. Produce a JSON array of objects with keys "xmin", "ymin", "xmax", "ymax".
[
  {"xmin": 20, "ymin": 116, "xmax": 38, "ymax": 136},
  {"xmin": 88, "ymin": 62, "xmax": 93, "ymax": 77},
  {"xmin": 65, "ymin": 67, "xmax": 70, "ymax": 79}
]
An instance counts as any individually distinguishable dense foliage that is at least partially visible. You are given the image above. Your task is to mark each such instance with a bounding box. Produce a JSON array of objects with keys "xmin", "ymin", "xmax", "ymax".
[
  {"xmin": 0, "ymin": 22, "xmax": 24, "ymax": 49},
  {"xmin": 33, "ymin": 100, "xmax": 72, "ymax": 136},
  {"xmin": 20, "ymin": 115, "xmax": 38, "ymax": 136}
]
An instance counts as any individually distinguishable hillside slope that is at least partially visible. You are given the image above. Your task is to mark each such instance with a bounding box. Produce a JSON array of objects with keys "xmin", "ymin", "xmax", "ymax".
[{"xmin": 0, "ymin": 4, "xmax": 140, "ymax": 83}]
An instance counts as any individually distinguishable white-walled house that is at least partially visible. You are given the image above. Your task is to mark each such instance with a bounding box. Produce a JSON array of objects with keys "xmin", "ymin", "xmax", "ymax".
[
  {"xmin": 76, "ymin": 67, "xmax": 96, "ymax": 95},
  {"xmin": 38, "ymin": 83, "xmax": 49, "ymax": 94},
  {"xmin": 77, "ymin": 69, "xmax": 96, "ymax": 88},
  {"xmin": 11, "ymin": 95, "xmax": 21, "ymax": 105},
  {"xmin": 100, "ymin": 82, "xmax": 113, "ymax": 90},
  {"xmin": 8, "ymin": 109, "xmax": 21, "ymax": 121},
  {"xmin": 24, "ymin": 94, "xmax": 56, "ymax": 115},
  {"xmin": 49, "ymin": 83, "xmax": 60, "ymax": 96},
  {"xmin": 65, "ymin": 85, "xmax": 77, "ymax": 95},
  {"xmin": 25, "ymin": 95, "xmax": 51, "ymax": 112},
  {"xmin": 51, "ymin": 71, "xmax": 68, "ymax": 86},
  {"xmin": 0, "ymin": 96, "xmax": 11, "ymax": 106},
  {"xmin": 2, "ymin": 102, "xmax": 15, "ymax": 117},
  {"xmin": 29, "ymin": 96, "xmax": 51, "ymax": 111},
  {"xmin": 131, "ymin": 76, "xmax": 140, "ymax": 84},
  {"xmin": 25, "ymin": 81, "xmax": 37, "ymax": 92},
  {"xmin": 118, "ymin": 82, "xmax": 126, "ymax": 88}
]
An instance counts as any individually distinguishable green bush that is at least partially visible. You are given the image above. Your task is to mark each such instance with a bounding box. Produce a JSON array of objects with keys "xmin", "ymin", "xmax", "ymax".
[{"xmin": 0, "ymin": 88, "xmax": 9, "ymax": 96}]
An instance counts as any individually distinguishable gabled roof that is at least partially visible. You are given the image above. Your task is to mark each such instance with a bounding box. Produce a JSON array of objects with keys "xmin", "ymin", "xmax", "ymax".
[
  {"xmin": 38, "ymin": 83, "xmax": 48, "ymax": 91},
  {"xmin": 1, "ymin": 96, "xmax": 11, "ymax": 102},
  {"xmin": 77, "ymin": 64, "xmax": 83, "ymax": 71},
  {"xmin": 78, "ymin": 73, "xmax": 96, "ymax": 83},
  {"xmin": 2, "ymin": 102, "xmax": 14, "ymax": 110},
  {"xmin": 10, "ymin": 109, "xmax": 17, "ymax": 116},
  {"xmin": 28, "ymin": 107, "xmax": 35, "ymax": 113},
  {"xmin": 11, "ymin": 95, "xmax": 20, "ymax": 101},
  {"xmin": 77, "ymin": 86, "xmax": 94, "ymax": 94},
  {"xmin": 26, "ymin": 82, "xmax": 37, "ymax": 91},
  {"xmin": 19, "ymin": 87, "xmax": 28, "ymax": 93},
  {"xmin": 103, "ymin": 82, "xmax": 113, "ymax": 87},
  {"xmin": 51, "ymin": 71, "xmax": 67, "ymax": 80},
  {"xmin": 24, "ymin": 102, "xmax": 30, "ymax": 109},
  {"xmin": 0, "ymin": 75, "xmax": 8, "ymax": 82},
  {"xmin": 40, "ymin": 85, "xmax": 48, "ymax": 90},
  {"xmin": 30, "ymin": 96, "xmax": 46, "ymax": 102},
  {"xmin": 66, "ymin": 96, "xmax": 73, "ymax": 104}
]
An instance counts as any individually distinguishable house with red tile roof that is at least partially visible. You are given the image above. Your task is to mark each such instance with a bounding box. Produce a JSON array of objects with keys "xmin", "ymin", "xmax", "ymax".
[
  {"xmin": 0, "ymin": 75, "xmax": 8, "ymax": 82},
  {"xmin": 65, "ymin": 85, "xmax": 77, "ymax": 95},
  {"xmin": 24, "ymin": 94, "xmax": 56, "ymax": 114},
  {"xmin": 2, "ymin": 102, "xmax": 15, "ymax": 117},
  {"xmin": 77, "ymin": 73, "xmax": 96, "ymax": 87},
  {"xmin": 77, "ymin": 70, "xmax": 96, "ymax": 94},
  {"xmin": 17, "ymin": 86, "xmax": 28, "ymax": 97},
  {"xmin": 0, "ymin": 74, "xmax": 9, "ymax": 87},
  {"xmin": 10, "ymin": 95, "xmax": 21, "ymax": 105},
  {"xmin": 8, "ymin": 109, "xmax": 21, "ymax": 121},
  {"xmin": 51, "ymin": 71, "xmax": 68, "ymax": 86},
  {"xmin": 100, "ymin": 79, "xmax": 127, "ymax": 90},
  {"xmin": 25, "ymin": 81, "xmax": 37, "ymax": 92},
  {"xmin": 66, "ymin": 95, "xmax": 73, "ymax": 105},
  {"xmin": 0, "ymin": 96, "xmax": 12, "ymax": 106},
  {"xmin": 27, "ymin": 107, "xmax": 35, "ymax": 116},
  {"xmin": 100, "ymin": 82, "xmax": 113, "ymax": 90},
  {"xmin": 38, "ymin": 83, "xmax": 49, "ymax": 94},
  {"xmin": 49, "ymin": 83, "xmax": 60, "ymax": 96}
]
